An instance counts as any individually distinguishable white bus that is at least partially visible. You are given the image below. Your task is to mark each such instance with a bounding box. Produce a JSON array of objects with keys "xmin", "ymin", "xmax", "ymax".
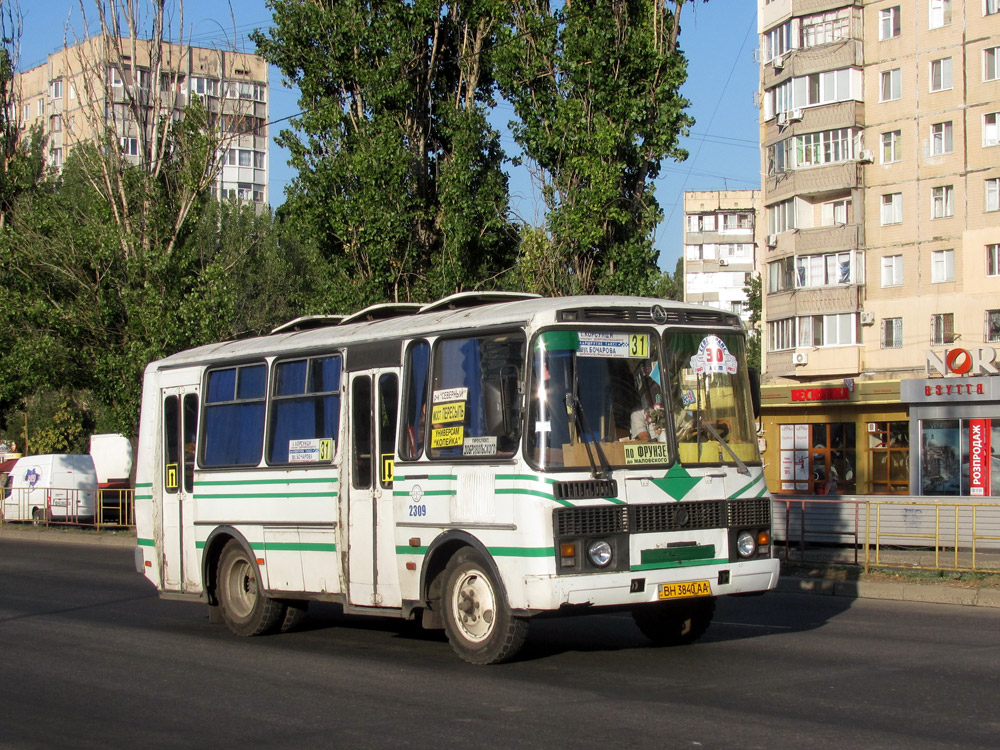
[{"xmin": 134, "ymin": 293, "xmax": 778, "ymax": 664}]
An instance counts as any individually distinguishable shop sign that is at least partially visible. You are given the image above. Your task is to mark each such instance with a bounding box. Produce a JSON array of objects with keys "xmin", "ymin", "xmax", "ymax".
[
  {"xmin": 901, "ymin": 377, "xmax": 1000, "ymax": 402},
  {"xmin": 924, "ymin": 347, "xmax": 999, "ymax": 377},
  {"xmin": 790, "ymin": 386, "xmax": 851, "ymax": 402},
  {"xmin": 969, "ymin": 419, "xmax": 991, "ymax": 497}
]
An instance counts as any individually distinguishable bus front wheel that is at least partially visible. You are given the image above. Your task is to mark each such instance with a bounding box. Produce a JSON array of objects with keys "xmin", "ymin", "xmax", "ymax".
[
  {"xmin": 441, "ymin": 548, "xmax": 527, "ymax": 665},
  {"xmin": 632, "ymin": 597, "xmax": 716, "ymax": 646},
  {"xmin": 216, "ymin": 541, "xmax": 286, "ymax": 637}
]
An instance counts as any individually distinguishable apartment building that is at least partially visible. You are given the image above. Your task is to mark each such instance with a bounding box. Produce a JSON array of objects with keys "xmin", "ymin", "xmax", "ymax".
[
  {"xmin": 757, "ymin": 0, "xmax": 1000, "ymax": 498},
  {"xmin": 682, "ymin": 190, "xmax": 762, "ymax": 326},
  {"xmin": 14, "ymin": 35, "xmax": 269, "ymax": 206}
]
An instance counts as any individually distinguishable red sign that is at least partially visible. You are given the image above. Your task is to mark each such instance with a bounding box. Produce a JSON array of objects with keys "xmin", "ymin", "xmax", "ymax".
[
  {"xmin": 790, "ymin": 387, "xmax": 851, "ymax": 402},
  {"xmin": 969, "ymin": 419, "xmax": 991, "ymax": 497}
]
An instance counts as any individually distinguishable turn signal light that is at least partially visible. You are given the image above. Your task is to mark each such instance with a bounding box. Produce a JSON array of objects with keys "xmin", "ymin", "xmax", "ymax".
[{"xmin": 560, "ymin": 542, "xmax": 576, "ymax": 567}]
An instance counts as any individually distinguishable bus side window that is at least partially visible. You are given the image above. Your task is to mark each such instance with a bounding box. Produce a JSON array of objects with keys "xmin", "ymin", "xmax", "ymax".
[
  {"xmin": 183, "ymin": 394, "xmax": 198, "ymax": 493},
  {"xmin": 352, "ymin": 376, "xmax": 373, "ymax": 489},
  {"xmin": 378, "ymin": 374, "xmax": 398, "ymax": 488},
  {"xmin": 164, "ymin": 395, "xmax": 179, "ymax": 493},
  {"xmin": 401, "ymin": 341, "xmax": 429, "ymax": 460},
  {"xmin": 203, "ymin": 364, "xmax": 266, "ymax": 467}
]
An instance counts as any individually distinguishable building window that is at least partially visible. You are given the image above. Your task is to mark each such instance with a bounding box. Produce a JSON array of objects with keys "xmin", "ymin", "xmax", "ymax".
[
  {"xmin": 821, "ymin": 198, "xmax": 851, "ymax": 226},
  {"xmin": 108, "ymin": 67, "xmax": 123, "ymax": 87},
  {"xmin": 985, "ymin": 112, "xmax": 1000, "ymax": 146},
  {"xmin": 799, "ymin": 8, "xmax": 851, "ymax": 49},
  {"xmin": 768, "ymin": 199, "xmax": 795, "ymax": 234},
  {"xmin": 930, "ymin": 121, "xmax": 953, "ymax": 155},
  {"xmin": 22, "ymin": 103, "xmax": 29, "ymax": 122},
  {"xmin": 238, "ymin": 149, "xmax": 252, "ymax": 167},
  {"xmin": 987, "ymin": 179, "xmax": 1000, "ymax": 212},
  {"xmin": 988, "ymin": 244, "xmax": 1000, "ymax": 275},
  {"xmin": 931, "ymin": 248, "xmax": 955, "ymax": 283},
  {"xmin": 254, "ymin": 151, "xmax": 266, "ymax": 169},
  {"xmin": 795, "ymin": 128, "xmax": 855, "ymax": 168},
  {"xmin": 880, "ymin": 7, "xmax": 901, "ymax": 39},
  {"xmin": 931, "ymin": 185, "xmax": 954, "ymax": 219},
  {"xmin": 36, "ymin": 99, "xmax": 44, "ymax": 117},
  {"xmin": 49, "ymin": 148, "xmax": 63, "ymax": 168},
  {"xmin": 768, "ymin": 257, "xmax": 795, "ymax": 293},
  {"xmin": 777, "ymin": 423, "xmax": 856, "ymax": 495},
  {"xmin": 986, "ymin": 47, "xmax": 1000, "ymax": 82},
  {"xmin": 882, "ymin": 255, "xmax": 903, "ymax": 287},
  {"xmin": 768, "ymin": 318, "xmax": 795, "ymax": 351},
  {"xmin": 931, "ymin": 313, "xmax": 955, "ymax": 344},
  {"xmin": 881, "ymin": 193, "xmax": 903, "ymax": 225},
  {"xmin": 49, "ymin": 114, "xmax": 61, "ymax": 132},
  {"xmin": 929, "ymin": 58, "xmax": 953, "ymax": 92},
  {"xmin": 764, "ymin": 20, "xmax": 793, "ymax": 62},
  {"xmin": 797, "ymin": 313, "xmax": 856, "ymax": 348},
  {"xmin": 868, "ymin": 422, "xmax": 910, "ymax": 494},
  {"xmin": 929, "ymin": 0, "xmax": 952, "ymax": 29},
  {"xmin": 120, "ymin": 137, "xmax": 139, "ymax": 156},
  {"xmin": 253, "ymin": 186, "xmax": 265, "ymax": 203},
  {"xmin": 880, "ymin": 68, "xmax": 902, "ymax": 101},
  {"xmin": 796, "ymin": 252, "xmax": 852, "ymax": 287},
  {"xmin": 986, "ymin": 309, "xmax": 1000, "ymax": 342},
  {"xmin": 50, "ymin": 79, "xmax": 62, "ymax": 99},
  {"xmin": 881, "ymin": 317, "xmax": 903, "ymax": 349},
  {"xmin": 988, "ymin": 0, "xmax": 1000, "ymax": 16},
  {"xmin": 881, "ymin": 130, "xmax": 901, "ymax": 163}
]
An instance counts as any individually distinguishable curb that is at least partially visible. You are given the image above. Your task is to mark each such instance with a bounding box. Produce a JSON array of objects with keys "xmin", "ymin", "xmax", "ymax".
[
  {"xmin": 779, "ymin": 575, "xmax": 1000, "ymax": 608},
  {"xmin": 0, "ymin": 526, "xmax": 136, "ymax": 548}
]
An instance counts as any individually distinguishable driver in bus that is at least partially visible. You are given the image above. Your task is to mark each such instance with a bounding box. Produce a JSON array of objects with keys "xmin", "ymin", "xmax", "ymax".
[{"xmin": 630, "ymin": 361, "xmax": 665, "ymax": 442}]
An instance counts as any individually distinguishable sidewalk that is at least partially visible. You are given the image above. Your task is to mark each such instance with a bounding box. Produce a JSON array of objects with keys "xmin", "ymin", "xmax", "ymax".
[{"xmin": 4, "ymin": 523, "xmax": 1000, "ymax": 608}]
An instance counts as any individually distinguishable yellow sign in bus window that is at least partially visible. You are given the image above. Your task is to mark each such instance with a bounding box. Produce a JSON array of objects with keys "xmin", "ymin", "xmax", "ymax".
[
  {"xmin": 381, "ymin": 453, "xmax": 394, "ymax": 484},
  {"xmin": 165, "ymin": 463, "xmax": 179, "ymax": 489},
  {"xmin": 431, "ymin": 426, "xmax": 464, "ymax": 448},
  {"xmin": 629, "ymin": 333, "xmax": 649, "ymax": 358},
  {"xmin": 431, "ymin": 401, "xmax": 466, "ymax": 424}
]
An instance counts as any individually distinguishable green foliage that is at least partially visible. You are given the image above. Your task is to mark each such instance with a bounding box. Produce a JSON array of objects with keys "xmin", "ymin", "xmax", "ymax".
[
  {"xmin": 743, "ymin": 272, "xmax": 762, "ymax": 370},
  {"xmin": 496, "ymin": 0, "xmax": 695, "ymax": 296},
  {"xmin": 253, "ymin": 0, "xmax": 518, "ymax": 309},
  {"xmin": 21, "ymin": 391, "xmax": 96, "ymax": 455},
  {"xmin": 649, "ymin": 256, "xmax": 685, "ymax": 301}
]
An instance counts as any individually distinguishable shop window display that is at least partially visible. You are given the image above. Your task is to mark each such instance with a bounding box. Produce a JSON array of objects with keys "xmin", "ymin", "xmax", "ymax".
[
  {"xmin": 778, "ymin": 423, "xmax": 856, "ymax": 494},
  {"xmin": 868, "ymin": 421, "xmax": 909, "ymax": 494}
]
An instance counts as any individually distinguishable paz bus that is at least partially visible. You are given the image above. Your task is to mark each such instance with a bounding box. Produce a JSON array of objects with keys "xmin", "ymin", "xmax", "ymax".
[{"xmin": 134, "ymin": 293, "xmax": 778, "ymax": 664}]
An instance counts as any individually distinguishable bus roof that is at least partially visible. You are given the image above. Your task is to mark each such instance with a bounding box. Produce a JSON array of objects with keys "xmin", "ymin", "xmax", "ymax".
[{"xmin": 148, "ymin": 295, "xmax": 743, "ymax": 371}]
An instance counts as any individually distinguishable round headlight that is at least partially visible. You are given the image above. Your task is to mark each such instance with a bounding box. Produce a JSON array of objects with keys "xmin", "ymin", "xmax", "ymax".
[
  {"xmin": 587, "ymin": 539, "xmax": 613, "ymax": 568},
  {"xmin": 736, "ymin": 530, "xmax": 756, "ymax": 558}
]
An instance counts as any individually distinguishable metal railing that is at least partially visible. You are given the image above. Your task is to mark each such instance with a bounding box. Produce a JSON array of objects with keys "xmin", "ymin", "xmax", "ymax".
[
  {"xmin": 1, "ymin": 486, "xmax": 135, "ymax": 530},
  {"xmin": 773, "ymin": 495, "xmax": 1000, "ymax": 573}
]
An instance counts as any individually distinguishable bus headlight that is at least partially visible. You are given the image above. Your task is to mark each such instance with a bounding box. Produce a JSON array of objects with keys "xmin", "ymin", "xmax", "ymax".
[
  {"xmin": 736, "ymin": 530, "xmax": 756, "ymax": 558},
  {"xmin": 587, "ymin": 539, "xmax": 613, "ymax": 568}
]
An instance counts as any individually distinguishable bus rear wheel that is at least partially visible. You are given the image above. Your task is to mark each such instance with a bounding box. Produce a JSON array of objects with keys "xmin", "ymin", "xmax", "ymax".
[
  {"xmin": 217, "ymin": 541, "xmax": 286, "ymax": 637},
  {"xmin": 441, "ymin": 548, "xmax": 527, "ymax": 665},
  {"xmin": 632, "ymin": 597, "xmax": 716, "ymax": 646}
]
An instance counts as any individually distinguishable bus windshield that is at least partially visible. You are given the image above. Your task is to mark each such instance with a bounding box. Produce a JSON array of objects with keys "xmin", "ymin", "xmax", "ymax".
[
  {"xmin": 663, "ymin": 330, "xmax": 758, "ymax": 468},
  {"xmin": 527, "ymin": 328, "xmax": 758, "ymax": 472}
]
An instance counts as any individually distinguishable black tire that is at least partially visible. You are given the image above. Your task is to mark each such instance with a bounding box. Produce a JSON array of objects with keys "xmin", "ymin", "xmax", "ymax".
[
  {"xmin": 633, "ymin": 597, "xmax": 716, "ymax": 646},
  {"xmin": 280, "ymin": 600, "xmax": 309, "ymax": 633},
  {"xmin": 441, "ymin": 548, "xmax": 528, "ymax": 665},
  {"xmin": 216, "ymin": 541, "xmax": 286, "ymax": 637}
]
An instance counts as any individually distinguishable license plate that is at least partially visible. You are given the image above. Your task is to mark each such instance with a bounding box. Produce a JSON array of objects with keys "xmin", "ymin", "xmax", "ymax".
[{"xmin": 658, "ymin": 580, "xmax": 711, "ymax": 600}]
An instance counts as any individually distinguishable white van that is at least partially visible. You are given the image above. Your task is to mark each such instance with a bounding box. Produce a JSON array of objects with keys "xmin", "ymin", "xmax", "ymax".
[{"xmin": 1, "ymin": 454, "xmax": 98, "ymax": 522}]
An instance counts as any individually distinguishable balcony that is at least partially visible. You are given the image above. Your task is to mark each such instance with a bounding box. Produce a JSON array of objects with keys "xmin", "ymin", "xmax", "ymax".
[
  {"xmin": 762, "ymin": 38, "xmax": 863, "ymax": 89},
  {"xmin": 766, "ymin": 161, "xmax": 862, "ymax": 204},
  {"xmin": 765, "ymin": 100, "xmax": 864, "ymax": 148},
  {"xmin": 766, "ymin": 283, "xmax": 862, "ymax": 320},
  {"xmin": 767, "ymin": 344, "xmax": 862, "ymax": 378}
]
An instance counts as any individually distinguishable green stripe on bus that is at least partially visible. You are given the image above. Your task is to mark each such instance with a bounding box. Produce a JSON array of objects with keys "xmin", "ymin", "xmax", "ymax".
[
  {"xmin": 260, "ymin": 542, "xmax": 337, "ymax": 552},
  {"xmin": 395, "ymin": 475, "xmax": 456, "ymax": 482},
  {"xmin": 137, "ymin": 537, "xmax": 154, "ymax": 547},
  {"xmin": 194, "ymin": 492, "xmax": 337, "ymax": 500},
  {"xmin": 630, "ymin": 557, "xmax": 728, "ymax": 572},
  {"xmin": 640, "ymin": 545, "xmax": 716, "ymax": 565},
  {"xmin": 489, "ymin": 546, "xmax": 555, "ymax": 557},
  {"xmin": 396, "ymin": 545, "xmax": 429, "ymax": 555},
  {"xmin": 728, "ymin": 473, "xmax": 764, "ymax": 499},
  {"xmin": 392, "ymin": 489, "xmax": 456, "ymax": 498},
  {"xmin": 196, "ymin": 477, "xmax": 337, "ymax": 487},
  {"xmin": 135, "ymin": 482, "xmax": 153, "ymax": 489},
  {"xmin": 495, "ymin": 474, "xmax": 557, "ymax": 485}
]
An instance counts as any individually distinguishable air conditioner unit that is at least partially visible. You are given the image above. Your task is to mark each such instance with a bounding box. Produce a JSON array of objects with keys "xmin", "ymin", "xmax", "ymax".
[
  {"xmin": 766, "ymin": 234, "xmax": 777, "ymax": 247},
  {"xmin": 789, "ymin": 108, "xmax": 803, "ymax": 122},
  {"xmin": 718, "ymin": 258, "xmax": 729, "ymax": 266},
  {"xmin": 792, "ymin": 352, "xmax": 809, "ymax": 366},
  {"xmin": 771, "ymin": 55, "xmax": 785, "ymax": 70},
  {"xmin": 776, "ymin": 112, "xmax": 789, "ymax": 126},
  {"xmin": 860, "ymin": 311, "xmax": 875, "ymax": 325},
  {"xmin": 858, "ymin": 149, "xmax": 874, "ymax": 163}
]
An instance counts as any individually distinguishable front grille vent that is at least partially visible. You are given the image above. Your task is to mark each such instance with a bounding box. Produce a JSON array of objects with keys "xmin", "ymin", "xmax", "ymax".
[
  {"xmin": 728, "ymin": 497, "xmax": 771, "ymax": 527},
  {"xmin": 554, "ymin": 506, "xmax": 628, "ymax": 536},
  {"xmin": 632, "ymin": 500, "xmax": 726, "ymax": 533},
  {"xmin": 557, "ymin": 307, "xmax": 740, "ymax": 328},
  {"xmin": 553, "ymin": 479, "xmax": 619, "ymax": 501}
]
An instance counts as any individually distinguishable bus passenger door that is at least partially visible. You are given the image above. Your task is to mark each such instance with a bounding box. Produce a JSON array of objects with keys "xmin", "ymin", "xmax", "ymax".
[
  {"xmin": 160, "ymin": 389, "xmax": 199, "ymax": 592},
  {"xmin": 346, "ymin": 370, "xmax": 401, "ymax": 608}
]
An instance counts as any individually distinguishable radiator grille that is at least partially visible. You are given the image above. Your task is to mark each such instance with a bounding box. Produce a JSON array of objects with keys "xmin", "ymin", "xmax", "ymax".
[
  {"xmin": 553, "ymin": 479, "xmax": 619, "ymax": 501},
  {"xmin": 632, "ymin": 500, "xmax": 726, "ymax": 533},
  {"xmin": 553, "ymin": 498, "xmax": 770, "ymax": 538},
  {"xmin": 554, "ymin": 506, "xmax": 628, "ymax": 536},
  {"xmin": 728, "ymin": 497, "xmax": 771, "ymax": 527}
]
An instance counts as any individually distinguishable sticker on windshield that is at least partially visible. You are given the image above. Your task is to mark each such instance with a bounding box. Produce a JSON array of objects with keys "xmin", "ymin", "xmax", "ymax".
[
  {"xmin": 431, "ymin": 402, "xmax": 465, "ymax": 424},
  {"xmin": 462, "ymin": 436, "xmax": 497, "ymax": 456},
  {"xmin": 433, "ymin": 387, "xmax": 468, "ymax": 403},
  {"xmin": 689, "ymin": 335, "xmax": 737, "ymax": 375},
  {"xmin": 577, "ymin": 332, "xmax": 648, "ymax": 358},
  {"xmin": 624, "ymin": 443, "xmax": 671, "ymax": 465},
  {"xmin": 431, "ymin": 426, "xmax": 464, "ymax": 448}
]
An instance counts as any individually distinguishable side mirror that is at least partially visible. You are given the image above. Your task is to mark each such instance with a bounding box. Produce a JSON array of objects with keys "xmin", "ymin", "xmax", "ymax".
[{"xmin": 748, "ymin": 367, "xmax": 761, "ymax": 420}]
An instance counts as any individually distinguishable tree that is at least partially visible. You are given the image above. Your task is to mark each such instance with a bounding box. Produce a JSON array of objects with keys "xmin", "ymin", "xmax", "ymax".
[
  {"xmin": 649, "ymin": 256, "xmax": 685, "ymax": 300},
  {"xmin": 743, "ymin": 272, "xmax": 761, "ymax": 371},
  {"xmin": 496, "ymin": 0, "xmax": 696, "ymax": 296},
  {"xmin": 253, "ymin": 0, "xmax": 518, "ymax": 309}
]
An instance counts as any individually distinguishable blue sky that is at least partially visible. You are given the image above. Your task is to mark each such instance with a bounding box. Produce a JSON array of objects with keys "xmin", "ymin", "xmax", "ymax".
[{"xmin": 19, "ymin": 0, "xmax": 761, "ymax": 272}]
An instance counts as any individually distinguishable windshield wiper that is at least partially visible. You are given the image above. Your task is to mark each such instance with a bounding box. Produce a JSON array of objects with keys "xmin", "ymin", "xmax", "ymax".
[
  {"xmin": 566, "ymin": 394, "xmax": 611, "ymax": 479},
  {"xmin": 696, "ymin": 416, "xmax": 750, "ymax": 476}
]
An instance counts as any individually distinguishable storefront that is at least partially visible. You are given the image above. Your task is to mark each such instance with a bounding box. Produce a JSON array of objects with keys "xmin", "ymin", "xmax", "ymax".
[
  {"xmin": 759, "ymin": 380, "xmax": 908, "ymax": 495},
  {"xmin": 901, "ymin": 377, "xmax": 1000, "ymax": 497}
]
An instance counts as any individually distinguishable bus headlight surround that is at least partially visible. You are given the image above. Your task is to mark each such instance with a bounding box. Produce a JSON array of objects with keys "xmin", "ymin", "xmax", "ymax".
[
  {"xmin": 587, "ymin": 539, "xmax": 613, "ymax": 568},
  {"xmin": 736, "ymin": 530, "xmax": 756, "ymax": 558}
]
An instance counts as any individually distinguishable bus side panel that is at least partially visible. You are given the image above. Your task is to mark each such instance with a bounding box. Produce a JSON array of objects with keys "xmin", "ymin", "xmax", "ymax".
[{"xmin": 134, "ymin": 363, "xmax": 164, "ymax": 591}]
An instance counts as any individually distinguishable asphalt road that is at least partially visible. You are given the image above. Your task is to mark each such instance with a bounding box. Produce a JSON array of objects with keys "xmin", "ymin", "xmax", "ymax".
[{"xmin": 1, "ymin": 540, "xmax": 998, "ymax": 750}]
